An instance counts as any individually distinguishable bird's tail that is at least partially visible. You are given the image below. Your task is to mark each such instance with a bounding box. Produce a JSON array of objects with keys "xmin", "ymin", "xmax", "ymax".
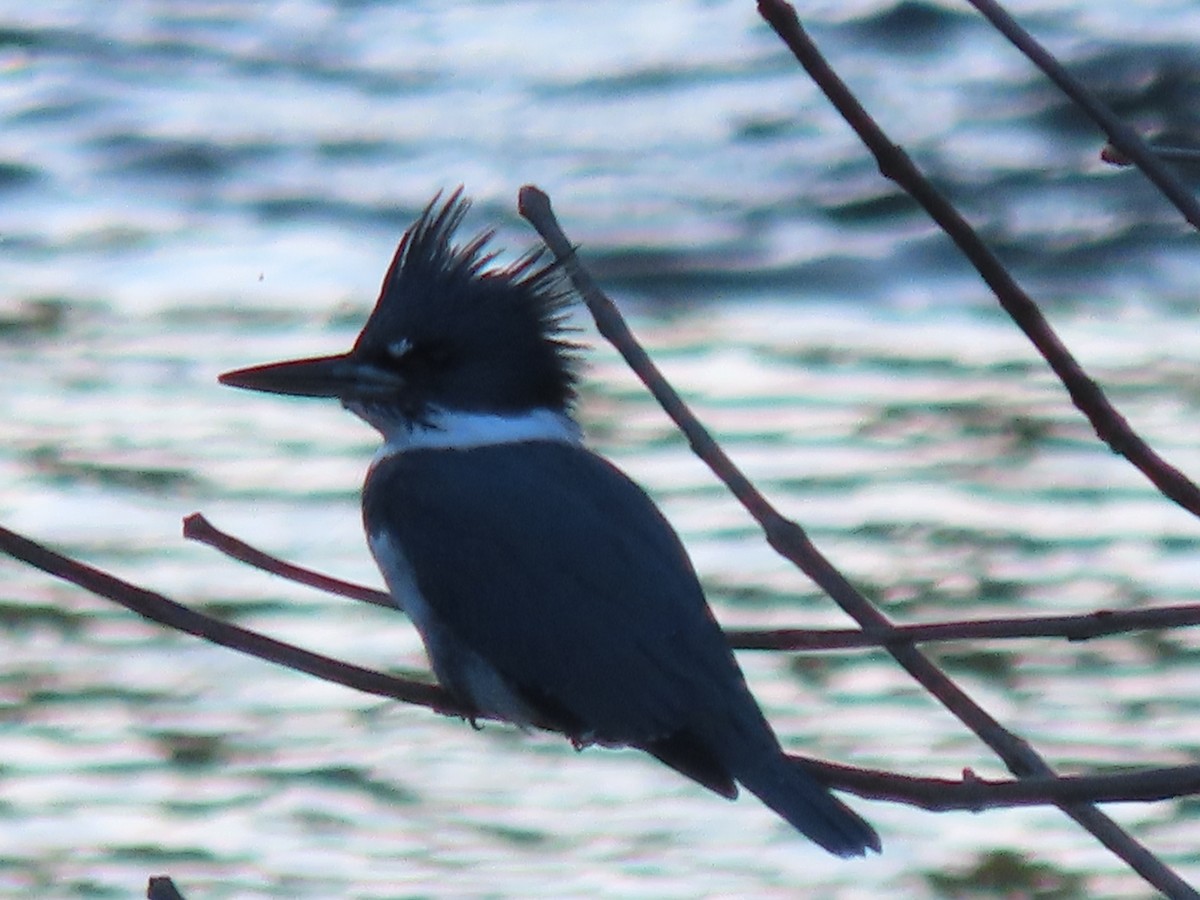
[{"xmin": 734, "ymin": 752, "xmax": 880, "ymax": 857}]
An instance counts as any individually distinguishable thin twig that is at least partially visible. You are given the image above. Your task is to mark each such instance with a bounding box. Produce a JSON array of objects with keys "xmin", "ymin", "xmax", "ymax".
[
  {"xmin": 1102, "ymin": 143, "xmax": 1200, "ymax": 168},
  {"xmin": 185, "ymin": 512, "xmax": 1200, "ymax": 650},
  {"xmin": 182, "ymin": 513, "xmax": 393, "ymax": 609},
  {"xmin": 963, "ymin": 0, "xmax": 1200, "ymax": 230},
  {"xmin": 517, "ymin": 182, "xmax": 1196, "ymax": 898},
  {"xmin": 732, "ymin": 604, "xmax": 1200, "ymax": 649}
]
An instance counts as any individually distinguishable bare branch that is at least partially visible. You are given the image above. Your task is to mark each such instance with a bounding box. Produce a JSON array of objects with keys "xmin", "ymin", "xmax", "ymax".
[
  {"xmin": 517, "ymin": 182, "xmax": 1196, "ymax": 898},
  {"xmin": 1102, "ymin": 143, "xmax": 1200, "ymax": 168},
  {"xmin": 754, "ymin": 0, "xmax": 1200, "ymax": 521}
]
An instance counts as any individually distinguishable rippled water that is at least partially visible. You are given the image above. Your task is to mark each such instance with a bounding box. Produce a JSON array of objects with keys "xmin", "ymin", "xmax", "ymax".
[{"xmin": 2, "ymin": 1, "xmax": 1199, "ymax": 897}]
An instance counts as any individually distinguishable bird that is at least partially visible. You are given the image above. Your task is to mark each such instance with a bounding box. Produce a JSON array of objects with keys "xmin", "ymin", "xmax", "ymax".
[{"xmin": 219, "ymin": 190, "xmax": 880, "ymax": 857}]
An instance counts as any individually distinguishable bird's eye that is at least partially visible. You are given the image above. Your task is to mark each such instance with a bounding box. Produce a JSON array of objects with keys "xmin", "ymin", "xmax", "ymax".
[
  {"xmin": 381, "ymin": 338, "xmax": 453, "ymax": 372},
  {"xmin": 386, "ymin": 339, "xmax": 413, "ymax": 361}
]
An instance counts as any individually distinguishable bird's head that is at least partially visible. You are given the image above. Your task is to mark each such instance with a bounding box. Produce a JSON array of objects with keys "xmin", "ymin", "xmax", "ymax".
[{"xmin": 220, "ymin": 190, "xmax": 580, "ymax": 436}]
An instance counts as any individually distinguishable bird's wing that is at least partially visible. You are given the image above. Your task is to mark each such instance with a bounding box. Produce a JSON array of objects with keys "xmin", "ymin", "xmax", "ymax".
[{"xmin": 363, "ymin": 441, "xmax": 751, "ymax": 744}]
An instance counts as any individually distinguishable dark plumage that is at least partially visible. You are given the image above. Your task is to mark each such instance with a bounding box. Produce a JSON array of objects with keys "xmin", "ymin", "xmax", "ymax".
[
  {"xmin": 365, "ymin": 441, "xmax": 880, "ymax": 856},
  {"xmin": 350, "ymin": 190, "xmax": 579, "ymax": 418}
]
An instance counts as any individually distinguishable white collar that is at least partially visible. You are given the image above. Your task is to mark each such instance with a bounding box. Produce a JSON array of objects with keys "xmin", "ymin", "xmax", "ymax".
[{"xmin": 373, "ymin": 406, "xmax": 582, "ymax": 456}]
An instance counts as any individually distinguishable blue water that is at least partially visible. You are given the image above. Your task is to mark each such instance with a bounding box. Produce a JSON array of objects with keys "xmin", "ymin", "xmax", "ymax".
[{"xmin": 1, "ymin": 1, "xmax": 1199, "ymax": 897}]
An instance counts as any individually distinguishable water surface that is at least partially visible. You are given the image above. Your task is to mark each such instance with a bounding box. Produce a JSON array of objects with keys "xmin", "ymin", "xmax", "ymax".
[{"xmin": 1, "ymin": 1, "xmax": 1198, "ymax": 897}]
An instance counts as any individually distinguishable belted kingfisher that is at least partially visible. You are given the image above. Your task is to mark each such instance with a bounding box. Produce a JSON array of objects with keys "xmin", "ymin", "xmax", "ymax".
[{"xmin": 219, "ymin": 191, "xmax": 879, "ymax": 857}]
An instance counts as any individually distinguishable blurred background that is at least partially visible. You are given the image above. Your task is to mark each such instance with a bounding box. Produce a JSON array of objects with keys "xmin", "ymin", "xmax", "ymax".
[{"xmin": 1, "ymin": 1, "xmax": 1198, "ymax": 896}]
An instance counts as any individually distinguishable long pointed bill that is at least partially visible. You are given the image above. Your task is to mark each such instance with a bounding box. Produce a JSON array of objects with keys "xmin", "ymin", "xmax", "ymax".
[{"xmin": 219, "ymin": 354, "xmax": 403, "ymax": 399}]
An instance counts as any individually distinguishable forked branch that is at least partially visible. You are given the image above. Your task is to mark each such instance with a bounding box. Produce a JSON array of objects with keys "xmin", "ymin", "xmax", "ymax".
[{"xmin": 2, "ymin": 520, "xmax": 1198, "ymax": 816}]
